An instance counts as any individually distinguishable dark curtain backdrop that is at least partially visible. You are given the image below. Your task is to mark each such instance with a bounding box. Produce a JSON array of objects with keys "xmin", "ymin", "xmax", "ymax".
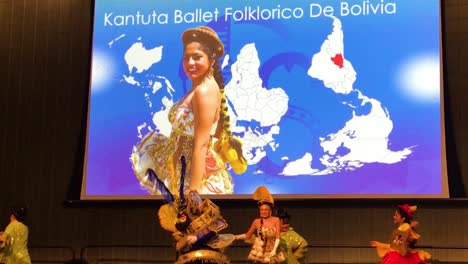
[{"xmin": 0, "ymin": 0, "xmax": 467, "ymax": 263}]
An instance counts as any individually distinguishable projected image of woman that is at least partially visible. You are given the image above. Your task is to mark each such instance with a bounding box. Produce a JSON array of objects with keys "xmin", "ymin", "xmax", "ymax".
[
  {"xmin": 370, "ymin": 204, "xmax": 431, "ymax": 264},
  {"xmin": 131, "ymin": 26, "xmax": 247, "ymax": 195}
]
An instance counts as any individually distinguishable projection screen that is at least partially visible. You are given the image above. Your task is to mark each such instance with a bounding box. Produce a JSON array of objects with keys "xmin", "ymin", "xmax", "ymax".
[{"xmin": 81, "ymin": 0, "xmax": 448, "ymax": 200}]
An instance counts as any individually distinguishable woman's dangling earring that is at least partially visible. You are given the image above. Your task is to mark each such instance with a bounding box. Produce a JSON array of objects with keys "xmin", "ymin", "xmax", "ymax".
[
  {"xmin": 209, "ymin": 67, "xmax": 214, "ymax": 78},
  {"xmin": 208, "ymin": 57, "xmax": 216, "ymax": 78}
]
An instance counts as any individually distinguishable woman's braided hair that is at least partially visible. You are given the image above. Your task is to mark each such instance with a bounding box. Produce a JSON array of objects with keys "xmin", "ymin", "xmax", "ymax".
[{"xmin": 182, "ymin": 26, "xmax": 247, "ymax": 174}]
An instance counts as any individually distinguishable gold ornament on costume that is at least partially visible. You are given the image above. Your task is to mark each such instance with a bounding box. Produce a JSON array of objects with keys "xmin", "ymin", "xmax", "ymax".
[
  {"xmin": 213, "ymin": 131, "xmax": 247, "ymax": 174},
  {"xmin": 185, "ymin": 199, "xmax": 228, "ymax": 235},
  {"xmin": 212, "ymin": 75, "xmax": 248, "ymax": 175},
  {"xmin": 158, "ymin": 204, "xmax": 179, "ymax": 233},
  {"xmin": 175, "ymin": 249, "xmax": 229, "ymax": 264}
]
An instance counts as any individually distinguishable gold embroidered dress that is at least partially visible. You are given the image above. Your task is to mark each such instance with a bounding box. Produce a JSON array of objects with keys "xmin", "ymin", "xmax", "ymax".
[
  {"xmin": 248, "ymin": 226, "xmax": 285, "ymax": 263},
  {"xmin": 131, "ymin": 101, "xmax": 233, "ymax": 195}
]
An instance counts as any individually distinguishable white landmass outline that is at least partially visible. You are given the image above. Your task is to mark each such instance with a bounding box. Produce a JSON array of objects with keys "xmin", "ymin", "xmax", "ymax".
[
  {"xmin": 225, "ymin": 43, "xmax": 289, "ymax": 164},
  {"xmin": 281, "ymin": 17, "xmax": 413, "ymax": 176},
  {"xmin": 281, "ymin": 153, "xmax": 319, "ymax": 175},
  {"xmin": 308, "ymin": 18, "xmax": 356, "ymax": 95},
  {"xmin": 124, "ymin": 39, "xmax": 163, "ymax": 74},
  {"xmin": 108, "ymin": 34, "xmax": 125, "ymax": 48},
  {"xmin": 121, "ymin": 38, "xmax": 175, "ymax": 139}
]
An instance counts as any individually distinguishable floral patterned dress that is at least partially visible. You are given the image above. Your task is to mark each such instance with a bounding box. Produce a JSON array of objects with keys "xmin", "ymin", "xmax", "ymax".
[{"xmin": 131, "ymin": 101, "xmax": 234, "ymax": 195}]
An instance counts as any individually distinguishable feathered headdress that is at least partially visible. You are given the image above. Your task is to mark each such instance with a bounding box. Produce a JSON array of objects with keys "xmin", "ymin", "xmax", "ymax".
[
  {"xmin": 146, "ymin": 168, "xmax": 174, "ymax": 205},
  {"xmin": 152, "ymin": 156, "xmax": 188, "ymax": 232},
  {"xmin": 253, "ymin": 186, "xmax": 274, "ymax": 207}
]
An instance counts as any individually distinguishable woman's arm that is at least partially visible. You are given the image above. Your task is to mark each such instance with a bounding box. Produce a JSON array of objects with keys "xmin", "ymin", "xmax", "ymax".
[
  {"xmin": 190, "ymin": 83, "xmax": 220, "ymax": 191},
  {"xmin": 370, "ymin": 241, "xmax": 389, "ymax": 249},
  {"xmin": 245, "ymin": 218, "xmax": 259, "ymax": 239},
  {"xmin": 268, "ymin": 217, "xmax": 281, "ymax": 257},
  {"xmin": 293, "ymin": 235, "xmax": 308, "ymax": 260},
  {"xmin": 370, "ymin": 240, "xmax": 391, "ymax": 258},
  {"xmin": 235, "ymin": 218, "xmax": 258, "ymax": 241}
]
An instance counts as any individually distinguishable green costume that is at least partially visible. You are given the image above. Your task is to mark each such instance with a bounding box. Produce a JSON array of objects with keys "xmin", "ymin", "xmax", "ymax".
[
  {"xmin": 279, "ymin": 227, "xmax": 308, "ymax": 264},
  {"xmin": 0, "ymin": 221, "xmax": 31, "ymax": 264}
]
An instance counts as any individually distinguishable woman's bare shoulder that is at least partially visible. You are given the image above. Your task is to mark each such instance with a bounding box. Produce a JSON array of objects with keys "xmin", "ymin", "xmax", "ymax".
[
  {"xmin": 271, "ymin": 216, "xmax": 281, "ymax": 223},
  {"xmin": 192, "ymin": 80, "xmax": 221, "ymax": 110},
  {"xmin": 252, "ymin": 218, "xmax": 261, "ymax": 225},
  {"xmin": 195, "ymin": 78, "xmax": 218, "ymax": 93}
]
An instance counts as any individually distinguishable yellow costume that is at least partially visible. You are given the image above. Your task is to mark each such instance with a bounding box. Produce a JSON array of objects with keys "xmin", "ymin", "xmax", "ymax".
[
  {"xmin": 0, "ymin": 221, "xmax": 31, "ymax": 264},
  {"xmin": 158, "ymin": 191, "xmax": 235, "ymax": 264},
  {"xmin": 131, "ymin": 101, "xmax": 234, "ymax": 195}
]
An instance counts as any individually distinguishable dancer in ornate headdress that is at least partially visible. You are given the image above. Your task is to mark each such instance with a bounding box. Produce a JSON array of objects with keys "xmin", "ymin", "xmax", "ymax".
[
  {"xmin": 276, "ymin": 208, "xmax": 308, "ymax": 264},
  {"xmin": 370, "ymin": 204, "xmax": 431, "ymax": 264},
  {"xmin": 131, "ymin": 25, "xmax": 247, "ymax": 195},
  {"xmin": 152, "ymin": 157, "xmax": 235, "ymax": 264},
  {"xmin": 235, "ymin": 186, "xmax": 285, "ymax": 263}
]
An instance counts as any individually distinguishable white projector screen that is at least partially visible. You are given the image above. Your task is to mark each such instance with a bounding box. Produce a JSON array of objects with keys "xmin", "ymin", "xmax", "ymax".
[{"xmin": 81, "ymin": 0, "xmax": 448, "ymax": 200}]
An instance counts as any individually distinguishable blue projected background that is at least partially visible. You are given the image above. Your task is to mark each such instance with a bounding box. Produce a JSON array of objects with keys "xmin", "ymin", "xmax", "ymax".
[{"xmin": 82, "ymin": 0, "xmax": 447, "ymax": 199}]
